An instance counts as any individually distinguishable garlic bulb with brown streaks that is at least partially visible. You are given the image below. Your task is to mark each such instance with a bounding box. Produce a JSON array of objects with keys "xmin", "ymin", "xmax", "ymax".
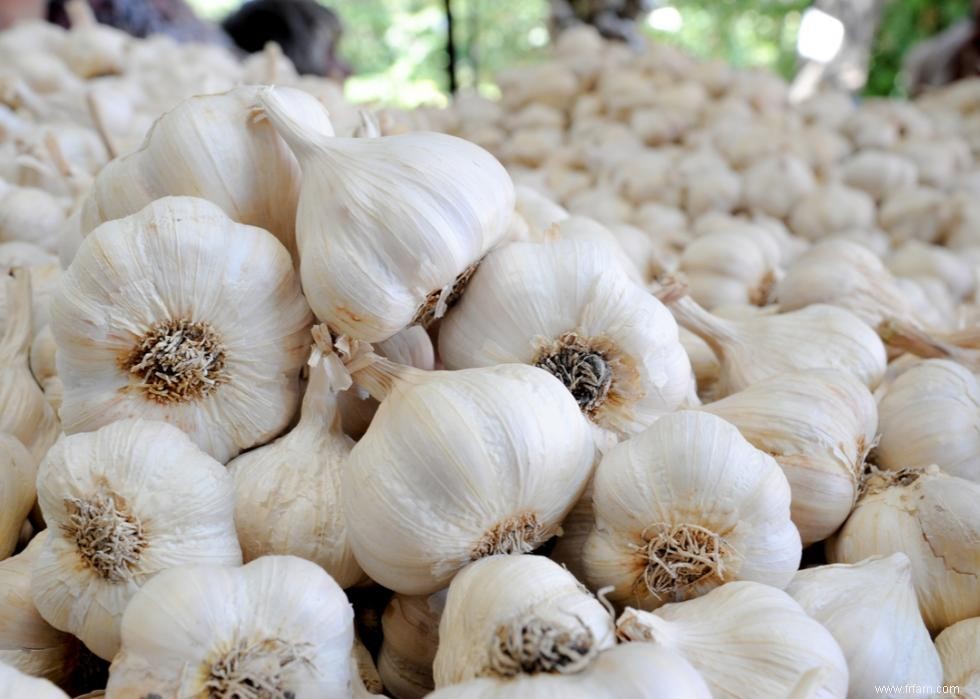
[
  {"xmin": 258, "ymin": 86, "xmax": 514, "ymax": 343},
  {"xmin": 230, "ymin": 357, "xmax": 363, "ymax": 588},
  {"xmin": 583, "ymin": 411, "xmax": 800, "ymax": 610},
  {"xmin": 378, "ymin": 591, "xmax": 446, "ymax": 699},
  {"xmin": 786, "ymin": 554, "xmax": 942, "ymax": 698},
  {"xmin": 700, "ymin": 369, "xmax": 877, "ymax": 544},
  {"xmin": 935, "ymin": 618, "xmax": 980, "ymax": 697},
  {"xmin": 433, "ymin": 555, "xmax": 615, "ymax": 688},
  {"xmin": 52, "ymin": 196, "xmax": 313, "ymax": 464},
  {"xmin": 827, "ymin": 466, "xmax": 980, "ymax": 632},
  {"xmin": 0, "ymin": 435, "xmax": 35, "ymax": 560}
]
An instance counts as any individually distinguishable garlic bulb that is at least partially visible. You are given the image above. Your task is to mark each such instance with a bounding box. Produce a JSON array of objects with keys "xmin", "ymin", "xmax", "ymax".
[
  {"xmin": 789, "ymin": 184, "xmax": 875, "ymax": 241},
  {"xmin": 700, "ymin": 369, "xmax": 875, "ymax": 543},
  {"xmin": 426, "ymin": 643, "xmax": 711, "ymax": 699},
  {"xmin": 378, "ymin": 591, "xmax": 446, "ymax": 699},
  {"xmin": 662, "ymin": 287, "xmax": 887, "ymax": 395},
  {"xmin": 840, "ymin": 150, "xmax": 918, "ymax": 201},
  {"xmin": 742, "ymin": 154, "xmax": 815, "ymax": 219},
  {"xmin": 0, "ymin": 662, "xmax": 69, "ymax": 699},
  {"xmin": 775, "ymin": 239, "xmax": 919, "ymax": 328},
  {"xmin": 32, "ymin": 418, "xmax": 242, "ymax": 660},
  {"xmin": 433, "ymin": 555, "xmax": 615, "ymax": 687},
  {"xmin": 340, "ymin": 353, "xmax": 594, "ymax": 595},
  {"xmin": 80, "ymin": 85, "xmax": 334, "ymax": 258},
  {"xmin": 616, "ymin": 581, "xmax": 849, "ymax": 699},
  {"xmin": 935, "ymin": 618, "xmax": 980, "ymax": 697},
  {"xmin": 0, "ymin": 435, "xmax": 34, "ymax": 560},
  {"xmin": 58, "ymin": 0, "xmax": 127, "ymax": 79},
  {"xmin": 259, "ymin": 86, "xmax": 514, "ymax": 343},
  {"xmin": 786, "ymin": 554, "xmax": 942, "ymax": 698},
  {"xmin": 439, "ymin": 238, "xmax": 696, "ymax": 441},
  {"xmin": 0, "ymin": 532, "xmax": 78, "ymax": 683},
  {"xmin": 876, "ymin": 360, "xmax": 979, "ymax": 482},
  {"xmin": 52, "ymin": 196, "xmax": 312, "ymax": 464},
  {"xmin": 230, "ymin": 358, "xmax": 363, "ymax": 588},
  {"xmin": 0, "ymin": 186, "xmax": 65, "ymax": 252},
  {"xmin": 0, "ymin": 271, "xmax": 60, "ymax": 463},
  {"xmin": 583, "ymin": 411, "xmax": 800, "ymax": 609},
  {"xmin": 678, "ymin": 227, "xmax": 781, "ymax": 309},
  {"xmin": 106, "ymin": 555, "xmax": 354, "ymax": 698},
  {"xmin": 514, "ymin": 185, "xmax": 568, "ymax": 239},
  {"xmin": 887, "ymin": 240, "xmax": 976, "ymax": 302},
  {"xmin": 879, "ymin": 186, "xmax": 953, "ymax": 244},
  {"xmin": 828, "ymin": 466, "xmax": 980, "ymax": 632}
]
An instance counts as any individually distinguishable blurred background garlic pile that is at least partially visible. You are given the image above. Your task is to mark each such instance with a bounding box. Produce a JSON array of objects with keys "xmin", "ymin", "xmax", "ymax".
[{"xmin": 0, "ymin": 2, "xmax": 978, "ymax": 698}]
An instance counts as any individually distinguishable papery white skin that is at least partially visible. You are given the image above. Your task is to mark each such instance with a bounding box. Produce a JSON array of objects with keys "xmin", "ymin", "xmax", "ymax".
[
  {"xmin": 0, "ymin": 662, "xmax": 69, "ymax": 699},
  {"xmin": 259, "ymin": 86, "xmax": 514, "ymax": 343},
  {"xmin": 32, "ymin": 418, "xmax": 242, "ymax": 660},
  {"xmin": 58, "ymin": 0, "xmax": 128, "ymax": 79},
  {"xmin": 0, "ymin": 187, "xmax": 65, "ymax": 252},
  {"xmin": 230, "ymin": 359, "xmax": 363, "ymax": 587},
  {"xmin": 700, "ymin": 369, "xmax": 877, "ymax": 544},
  {"xmin": 29, "ymin": 325, "xmax": 62, "ymax": 414},
  {"xmin": 840, "ymin": 150, "xmax": 918, "ymax": 201},
  {"xmin": 0, "ymin": 435, "xmax": 35, "ymax": 560},
  {"xmin": 828, "ymin": 466, "xmax": 980, "ymax": 633},
  {"xmin": 433, "ymin": 555, "xmax": 615, "ymax": 687},
  {"xmin": 678, "ymin": 228, "xmax": 781, "ymax": 309},
  {"xmin": 789, "ymin": 184, "xmax": 875, "ymax": 241},
  {"xmin": 378, "ymin": 590, "xmax": 446, "ymax": 699},
  {"xmin": 876, "ymin": 360, "xmax": 980, "ymax": 482},
  {"xmin": 665, "ymin": 292, "xmax": 887, "ymax": 395},
  {"xmin": 79, "ymin": 85, "xmax": 333, "ymax": 258},
  {"xmin": 106, "ymin": 556, "xmax": 354, "ymax": 699},
  {"xmin": 742, "ymin": 154, "xmax": 815, "ymax": 219},
  {"xmin": 426, "ymin": 643, "xmax": 711, "ymax": 699},
  {"xmin": 935, "ymin": 618, "xmax": 980, "ymax": 697},
  {"xmin": 0, "ymin": 532, "xmax": 78, "ymax": 683},
  {"xmin": 887, "ymin": 241, "xmax": 976, "ymax": 302},
  {"xmin": 583, "ymin": 411, "xmax": 801, "ymax": 609},
  {"xmin": 879, "ymin": 187, "xmax": 953, "ymax": 245},
  {"xmin": 52, "ymin": 196, "xmax": 313, "ymax": 464},
  {"xmin": 514, "ymin": 186, "xmax": 568, "ymax": 240},
  {"xmin": 553, "ymin": 216, "xmax": 647, "ymax": 284},
  {"xmin": 616, "ymin": 581, "xmax": 849, "ymax": 699},
  {"xmin": 343, "ymin": 359, "xmax": 595, "ymax": 595},
  {"xmin": 439, "ymin": 238, "xmax": 696, "ymax": 441},
  {"xmin": 787, "ymin": 554, "xmax": 942, "ymax": 698}
]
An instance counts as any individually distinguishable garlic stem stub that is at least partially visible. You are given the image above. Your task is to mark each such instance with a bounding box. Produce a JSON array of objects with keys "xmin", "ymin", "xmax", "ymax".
[
  {"xmin": 339, "ymin": 350, "xmax": 595, "ymax": 595},
  {"xmin": 258, "ymin": 85, "xmax": 515, "ymax": 343}
]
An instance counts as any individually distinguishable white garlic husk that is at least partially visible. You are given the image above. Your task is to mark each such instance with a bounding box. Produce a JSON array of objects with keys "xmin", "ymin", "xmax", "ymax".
[
  {"xmin": 230, "ymin": 358, "xmax": 363, "ymax": 588},
  {"xmin": 678, "ymin": 227, "xmax": 781, "ymax": 309},
  {"xmin": 439, "ymin": 237, "xmax": 696, "ymax": 442},
  {"xmin": 52, "ymin": 196, "xmax": 313, "ymax": 464},
  {"xmin": 0, "ymin": 662, "xmax": 69, "ymax": 699},
  {"xmin": 742, "ymin": 154, "xmax": 815, "ymax": 219},
  {"xmin": 0, "ymin": 435, "xmax": 34, "ymax": 560},
  {"xmin": 0, "ymin": 271, "xmax": 60, "ymax": 463},
  {"xmin": 514, "ymin": 185, "xmax": 568, "ymax": 240},
  {"xmin": 583, "ymin": 411, "xmax": 800, "ymax": 609},
  {"xmin": 106, "ymin": 555, "xmax": 354, "ymax": 698},
  {"xmin": 828, "ymin": 466, "xmax": 980, "ymax": 632},
  {"xmin": 378, "ymin": 591, "xmax": 446, "ymax": 699},
  {"xmin": 259, "ymin": 86, "xmax": 514, "ymax": 343},
  {"xmin": 553, "ymin": 216, "xmax": 648, "ymax": 284},
  {"xmin": 775, "ymin": 239, "xmax": 921, "ymax": 328},
  {"xmin": 840, "ymin": 150, "xmax": 918, "ymax": 201},
  {"xmin": 879, "ymin": 186, "xmax": 953, "ymax": 244},
  {"xmin": 935, "ymin": 618, "xmax": 980, "ymax": 697},
  {"xmin": 789, "ymin": 184, "xmax": 875, "ymax": 241},
  {"xmin": 663, "ymin": 288, "xmax": 887, "ymax": 395},
  {"xmin": 29, "ymin": 325, "xmax": 62, "ymax": 414},
  {"xmin": 786, "ymin": 554, "xmax": 942, "ymax": 698},
  {"xmin": 0, "ymin": 187, "xmax": 64, "ymax": 252},
  {"xmin": 32, "ymin": 418, "xmax": 242, "ymax": 660},
  {"xmin": 58, "ymin": 0, "xmax": 128, "ymax": 79},
  {"xmin": 80, "ymin": 85, "xmax": 334, "ymax": 258},
  {"xmin": 433, "ymin": 555, "xmax": 614, "ymax": 687},
  {"xmin": 0, "ymin": 532, "xmax": 79, "ymax": 683},
  {"xmin": 617, "ymin": 581, "xmax": 849, "ymax": 699},
  {"xmin": 876, "ymin": 359, "xmax": 979, "ymax": 482},
  {"xmin": 341, "ymin": 353, "xmax": 594, "ymax": 595},
  {"xmin": 700, "ymin": 369, "xmax": 876, "ymax": 544},
  {"xmin": 887, "ymin": 240, "xmax": 976, "ymax": 302}
]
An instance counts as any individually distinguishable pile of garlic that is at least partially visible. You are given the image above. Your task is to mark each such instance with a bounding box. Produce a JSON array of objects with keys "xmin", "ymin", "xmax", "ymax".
[{"xmin": 1, "ymin": 7, "xmax": 980, "ymax": 699}]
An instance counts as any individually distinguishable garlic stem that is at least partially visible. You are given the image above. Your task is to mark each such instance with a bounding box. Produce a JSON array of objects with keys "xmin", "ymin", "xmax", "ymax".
[
  {"xmin": 349, "ymin": 355, "xmax": 421, "ymax": 403},
  {"xmin": 878, "ymin": 319, "xmax": 980, "ymax": 371},
  {"xmin": 258, "ymin": 86, "xmax": 335, "ymax": 158},
  {"xmin": 663, "ymin": 296, "xmax": 737, "ymax": 359}
]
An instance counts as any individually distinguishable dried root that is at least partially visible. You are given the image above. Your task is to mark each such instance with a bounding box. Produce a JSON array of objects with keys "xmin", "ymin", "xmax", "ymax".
[
  {"xmin": 62, "ymin": 492, "xmax": 146, "ymax": 583},
  {"xmin": 631, "ymin": 522, "xmax": 732, "ymax": 600},
  {"xmin": 488, "ymin": 616, "xmax": 597, "ymax": 677},
  {"xmin": 204, "ymin": 637, "xmax": 314, "ymax": 699},
  {"xmin": 471, "ymin": 513, "xmax": 543, "ymax": 560}
]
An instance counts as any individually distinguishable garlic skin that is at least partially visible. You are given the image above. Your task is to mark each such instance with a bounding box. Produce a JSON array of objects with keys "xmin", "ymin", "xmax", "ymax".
[
  {"xmin": 106, "ymin": 556, "xmax": 354, "ymax": 699},
  {"xmin": 0, "ymin": 186, "xmax": 65, "ymax": 252},
  {"xmin": 32, "ymin": 418, "xmax": 243, "ymax": 660},
  {"xmin": 935, "ymin": 618, "xmax": 980, "ymax": 697},
  {"xmin": 887, "ymin": 241, "xmax": 976, "ymax": 302},
  {"xmin": 426, "ymin": 643, "xmax": 711, "ymax": 699},
  {"xmin": 678, "ymin": 227, "xmax": 781, "ymax": 309},
  {"xmin": 876, "ymin": 360, "xmax": 979, "ymax": 482},
  {"xmin": 742, "ymin": 154, "xmax": 815, "ymax": 219},
  {"xmin": 52, "ymin": 196, "xmax": 313, "ymax": 464},
  {"xmin": 786, "ymin": 554, "xmax": 943, "ymax": 698},
  {"xmin": 828, "ymin": 466, "xmax": 980, "ymax": 632},
  {"xmin": 583, "ymin": 411, "xmax": 801, "ymax": 610},
  {"xmin": 0, "ymin": 532, "xmax": 78, "ymax": 683},
  {"xmin": 0, "ymin": 662, "xmax": 69, "ymax": 699},
  {"xmin": 230, "ymin": 359, "xmax": 363, "ymax": 588},
  {"xmin": 378, "ymin": 591, "xmax": 446, "ymax": 699},
  {"xmin": 79, "ymin": 86, "xmax": 334, "ymax": 258},
  {"xmin": 259, "ymin": 86, "xmax": 514, "ymax": 343},
  {"xmin": 433, "ymin": 555, "xmax": 615, "ymax": 687},
  {"xmin": 514, "ymin": 185, "xmax": 568, "ymax": 239},
  {"xmin": 840, "ymin": 150, "xmax": 918, "ymax": 201},
  {"xmin": 665, "ymin": 291, "xmax": 887, "ymax": 395},
  {"xmin": 789, "ymin": 184, "xmax": 875, "ymax": 241},
  {"xmin": 700, "ymin": 369, "xmax": 877, "ymax": 544},
  {"xmin": 439, "ymin": 238, "xmax": 696, "ymax": 441},
  {"xmin": 342, "ymin": 357, "xmax": 595, "ymax": 595},
  {"xmin": 0, "ymin": 435, "xmax": 35, "ymax": 560},
  {"xmin": 29, "ymin": 325, "xmax": 62, "ymax": 414},
  {"xmin": 617, "ymin": 581, "xmax": 849, "ymax": 699}
]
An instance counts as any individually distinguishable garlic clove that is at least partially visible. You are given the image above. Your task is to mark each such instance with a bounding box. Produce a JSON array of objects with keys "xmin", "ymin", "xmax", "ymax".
[
  {"xmin": 0, "ymin": 434, "xmax": 35, "ymax": 560},
  {"xmin": 935, "ymin": 618, "xmax": 980, "ymax": 697}
]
